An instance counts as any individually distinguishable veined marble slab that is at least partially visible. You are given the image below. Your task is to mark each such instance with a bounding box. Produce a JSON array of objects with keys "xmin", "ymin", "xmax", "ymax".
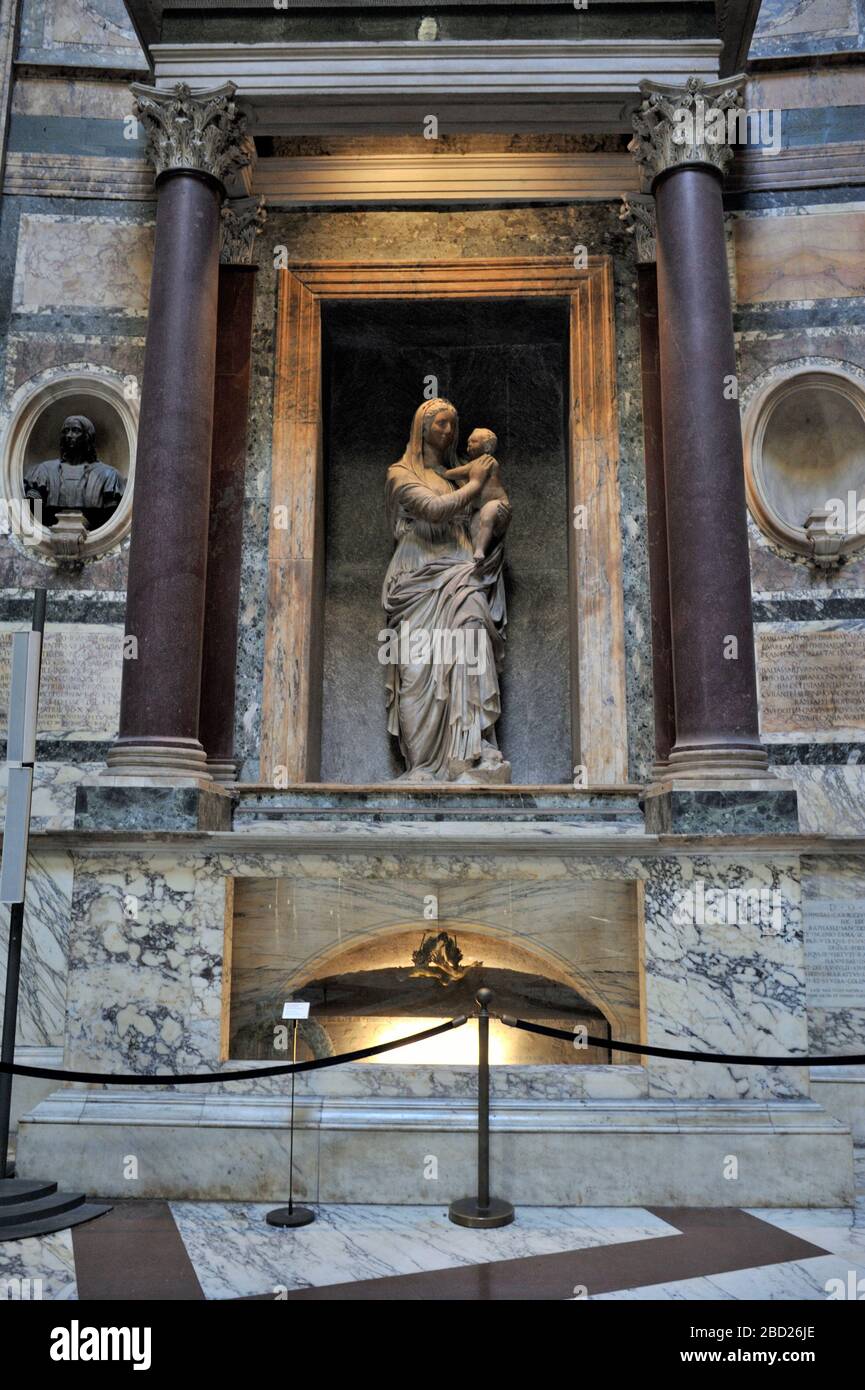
[
  {"xmin": 643, "ymin": 854, "xmax": 807, "ymax": 1101},
  {"xmin": 0, "ymin": 1229, "xmax": 76, "ymax": 1301},
  {"xmin": 0, "ymin": 761, "xmax": 104, "ymax": 830},
  {"xmin": 592, "ymin": 1255, "xmax": 865, "ymax": 1301},
  {"xmin": 0, "ymin": 850, "xmax": 71, "ymax": 1046},
  {"xmin": 12, "ymin": 213, "xmax": 153, "ymax": 314},
  {"xmin": 168, "ymin": 1201, "xmax": 677, "ymax": 1300},
  {"xmin": 54, "ymin": 844, "xmax": 814, "ymax": 1109},
  {"xmin": 790, "ymin": 765, "xmax": 865, "ymax": 838}
]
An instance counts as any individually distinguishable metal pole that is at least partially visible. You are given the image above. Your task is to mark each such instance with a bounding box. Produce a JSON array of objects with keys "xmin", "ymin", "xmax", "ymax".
[
  {"xmin": 449, "ymin": 988, "xmax": 514, "ymax": 1229},
  {"xmin": 288, "ymin": 1017, "xmax": 297, "ymax": 1215},
  {"xmin": 0, "ymin": 902, "xmax": 24, "ymax": 1176},
  {"xmin": 477, "ymin": 990, "xmax": 490, "ymax": 1210},
  {"xmin": 0, "ymin": 590, "xmax": 45, "ymax": 1177},
  {"xmin": 266, "ymin": 1017, "xmax": 314, "ymax": 1228}
]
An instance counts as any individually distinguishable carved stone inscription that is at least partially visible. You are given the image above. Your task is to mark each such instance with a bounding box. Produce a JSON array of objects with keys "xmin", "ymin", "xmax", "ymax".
[
  {"xmin": 805, "ymin": 898, "xmax": 865, "ymax": 1010},
  {"xmin": 757, "ymin": 627, "xmax": 865, "ymax": 735},
  {"xmin": 0, "ymin": 623, "xmax": 123, "ymax": 740}
]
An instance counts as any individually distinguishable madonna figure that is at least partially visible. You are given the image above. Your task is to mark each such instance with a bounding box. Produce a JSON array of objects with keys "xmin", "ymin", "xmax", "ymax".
[{"xmin": 382, "ymin": 397, "xmax": 511, "ymax": 783}]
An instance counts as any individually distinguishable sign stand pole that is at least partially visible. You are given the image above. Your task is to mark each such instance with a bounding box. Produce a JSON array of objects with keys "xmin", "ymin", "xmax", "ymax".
[
  {"xmin": 0, "ymin": 589, "xmax": 110, "ymax": 1240},
  {"xmin": 0, "ymin": 588, "xmax": 46, "ymax": 1176},
  {"xmin": 267, "ymin": 1007, "xmax": 315, "ymax": 1228}
]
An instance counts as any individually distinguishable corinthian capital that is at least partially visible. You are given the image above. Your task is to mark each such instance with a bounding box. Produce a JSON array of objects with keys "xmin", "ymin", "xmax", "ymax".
[
  {"xmin": 220, "ymin": 196, "xmax": 267, "ymax": 265},
  {"xmin": 131, "ymin": 81, "xmax": 251, "ymax": 188},
  {"xmin": 619, "ymin": 195, "xmax": 656, "ymax": 263},
  {"xmin": 628, "ymin": 75, "xmax": 746, "ymax": 188}
]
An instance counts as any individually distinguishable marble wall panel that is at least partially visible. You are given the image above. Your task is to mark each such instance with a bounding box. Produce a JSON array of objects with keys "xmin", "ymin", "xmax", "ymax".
[
  {"xmin": 0, "ymin": 849, "xmax": 72, "ymax": 1046},
  {"xmin": 18, "ymin": 0, "xmax": 146, "ymax": 68},
  {"xmin": 60, "ymin": 845, "xmax": 810, "ymax": 1107},
  {"xmin": 12, "ymin": 76, "xmax": 136, "ymax": 121},
  {"xmin": 789, "ymin": 764, "xmax": 865, "ymax": 835},
  {"xmin": 0, "ymin": 760, "xmax": 104, "ymax": 828},
  {"xmin": 642, "ymin": 855, "xmax": 808, "ymax": 1101},
  {"xmin": 734, "ymin": 208, "xmax": 865, "ymax": 303},
  {"xmin": 753, "ymin": 0, "xmax": 859, "ymax": 41},
  {"xmin": 749, "ymin": 0, "xmax": 863, "ymax": 61},
  {"xmin": 65, "ymin": 849, "xmax": 229, "ymax": 1078},
  {"xmin": 0, "ymin": 0, "xmax": 17, "ymax": 192},
  {"xmin": 12, "ymin": 213, "xmax": 153, "ymax": 314}
]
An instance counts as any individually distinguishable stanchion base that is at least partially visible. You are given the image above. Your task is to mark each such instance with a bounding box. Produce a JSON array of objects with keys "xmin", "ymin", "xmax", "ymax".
[
  {"xmin": 266, "ymin": 1205, "xmax": 315, "ymax": 1228},
  {"xmin": 448, "ymin": 1196, "xmax": 515, "ymax": 1229}
]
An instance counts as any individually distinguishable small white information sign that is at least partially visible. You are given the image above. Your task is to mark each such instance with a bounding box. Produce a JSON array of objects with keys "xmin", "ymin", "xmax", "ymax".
[{"xmin": 282, "ymin": 1001, "xmax": 311, "ymax": 1020}]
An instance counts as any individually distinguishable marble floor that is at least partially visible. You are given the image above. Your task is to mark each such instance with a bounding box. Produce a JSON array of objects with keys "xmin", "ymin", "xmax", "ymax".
[{"xmin": 1, "ymin": 1154, "xmax": 863, "ymax": 1300}]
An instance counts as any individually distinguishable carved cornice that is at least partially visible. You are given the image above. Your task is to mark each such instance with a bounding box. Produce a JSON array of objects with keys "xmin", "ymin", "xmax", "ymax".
[
  {"xmin": 628, "ymin": 75, "xmax": 746, "ymax": 188},
  {"xmin": 619, "ymin": 195, "xmax": 656, "ymax": 263},
  {"xmin": 220, "ymin": 195, "xmax": 267, "ymax": 264},
  {"xmin": 130, "ymin": 80, "xmax": 251, "ymax": 189}
]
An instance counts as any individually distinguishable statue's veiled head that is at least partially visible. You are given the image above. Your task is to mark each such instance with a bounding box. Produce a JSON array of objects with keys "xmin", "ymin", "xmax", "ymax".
[
  {"xmin": 60, "ymin": 415, "xmax": 97, "ymax": 465},
  {"xmin": 422, "ymin": 400, "xmax": 457, "ymax": 457},
  {"xmin": 389, "ymin": 400, "xmax": 461, "ymax": 512}
]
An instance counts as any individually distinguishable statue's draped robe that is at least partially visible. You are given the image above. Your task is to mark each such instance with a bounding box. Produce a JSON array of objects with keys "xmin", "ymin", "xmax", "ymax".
[
  {"xmin": 383, "ymin": 422, "xmax": 507, "ymax": 779},
  {"xmin": 23, "ymin": 459, "xmax": 124, "ymax": 510}
]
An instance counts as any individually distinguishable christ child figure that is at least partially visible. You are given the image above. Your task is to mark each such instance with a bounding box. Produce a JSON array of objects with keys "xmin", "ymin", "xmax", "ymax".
[{"xmin": 444, "ymin": 427, "xmax": 512, "ymax": 561}]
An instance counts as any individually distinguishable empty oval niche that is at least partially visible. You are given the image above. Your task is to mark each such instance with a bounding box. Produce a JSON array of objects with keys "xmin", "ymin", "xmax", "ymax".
[{"xmin": 744, "ymin": 368, "xmax": 865, "ymax": 558}]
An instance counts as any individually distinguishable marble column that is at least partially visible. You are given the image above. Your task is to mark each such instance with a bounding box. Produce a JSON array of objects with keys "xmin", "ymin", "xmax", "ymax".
[
  {"xmin": 108, "ymin": 83, "xmax": 250, "ymax": 779},
  {"xmin": 199, "ymin": 198, "xmax": 265, "ymax": 783},
  {"xmin": 630, "ymin": 77, "xmax": 767, "ymax": 781},
  {"xmin": 621, "ymin": 196, "xmax": 675, "ymax": 775}
]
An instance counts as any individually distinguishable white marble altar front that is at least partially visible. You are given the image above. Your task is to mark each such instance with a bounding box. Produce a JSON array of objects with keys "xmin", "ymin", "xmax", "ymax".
[{"xmin": 13, "ymin": 821, "xmax": 856, "ymax": 1207}]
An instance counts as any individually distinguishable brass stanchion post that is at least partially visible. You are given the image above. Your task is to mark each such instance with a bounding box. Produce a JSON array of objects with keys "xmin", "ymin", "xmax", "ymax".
[{"xmin": 449, "ymin": 988, "xmax": 514, "ymax": 1228}]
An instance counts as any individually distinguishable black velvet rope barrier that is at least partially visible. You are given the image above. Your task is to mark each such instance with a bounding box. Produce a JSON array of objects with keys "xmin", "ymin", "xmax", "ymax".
[
  {"xmin": 500, "ymin": 1016, "xmax": 865, "ymax": 1066},
  {"xmin": 0, "ymin": 1016, "xmax": 468, "ymax": 1085},
  {"xmin": 4, "ymin": 1012, "xmax": 864, "ymax": 1083}
]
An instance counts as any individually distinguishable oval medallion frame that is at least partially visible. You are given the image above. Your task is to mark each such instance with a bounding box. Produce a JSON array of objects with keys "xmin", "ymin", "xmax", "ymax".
[
  {"xmin": 742, "ymin": 364, "xmax": 865, "ymax": 561},
  {"xmin": 1, "ymin": 367, "xmax": 138, "ymax": 562}
]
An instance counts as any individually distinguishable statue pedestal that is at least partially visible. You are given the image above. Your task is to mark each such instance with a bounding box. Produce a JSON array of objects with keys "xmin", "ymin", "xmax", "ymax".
[{"xmin": 48, "ymin": 510, "xmax": 88, "ymax": 564}]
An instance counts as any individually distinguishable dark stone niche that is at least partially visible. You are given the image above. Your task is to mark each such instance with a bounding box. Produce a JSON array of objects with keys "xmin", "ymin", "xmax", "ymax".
[{"xmin": 320, "ymin": 296, "xmax": 572, "ymax": 784}]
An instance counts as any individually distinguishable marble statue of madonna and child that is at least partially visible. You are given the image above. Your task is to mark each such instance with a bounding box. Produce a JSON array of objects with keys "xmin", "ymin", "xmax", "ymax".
[{"xmin": 382, "ymin": 397, "xmax": 513, "ymax": 783}]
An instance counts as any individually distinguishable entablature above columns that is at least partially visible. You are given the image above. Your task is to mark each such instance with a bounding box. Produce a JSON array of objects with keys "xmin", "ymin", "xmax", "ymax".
[{"xmin": 150, "ymin": 39, "xmax": 723, "ymax": 136}]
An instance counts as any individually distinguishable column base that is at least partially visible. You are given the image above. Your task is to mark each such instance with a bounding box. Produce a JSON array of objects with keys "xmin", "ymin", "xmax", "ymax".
[
  {"xmin": 206, "ymin": 757, "xmax": 239, "ymax": 785},
  {"xmin": 105, "ymin": 737, "xmax": 211, "ymax": 781},
  {"xmin": 665, "ymin": 743, "xmax": 770, "ymax": 780},
  {"xmin": 643, "ymin": 776, "xmax": 799, "ymax": 836}
]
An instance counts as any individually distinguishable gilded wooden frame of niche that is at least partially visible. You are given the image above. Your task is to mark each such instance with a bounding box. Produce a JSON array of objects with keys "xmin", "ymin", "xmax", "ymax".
[{"xmin": 261, "ymin": 257, "xmax": 628, "ymax": 785}]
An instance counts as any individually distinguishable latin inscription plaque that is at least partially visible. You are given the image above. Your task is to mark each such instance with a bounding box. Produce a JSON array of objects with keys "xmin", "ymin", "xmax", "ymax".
[
  {"xmin": 0, "ymin": 623, "xmax": 123, "ymax": 740},
  {"xmin": 757, "ymin": 626, "xmax": 865, "ymax": 736},
  {"xmin": 805, "ymin": 897, "xmax": 865, "ymax": 1010}
]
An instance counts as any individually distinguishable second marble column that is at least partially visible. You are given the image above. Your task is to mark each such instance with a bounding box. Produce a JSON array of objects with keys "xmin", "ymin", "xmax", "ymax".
[{"xmin": 108, "ymin": 83, "xmax": 250, "ymax": 779}]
